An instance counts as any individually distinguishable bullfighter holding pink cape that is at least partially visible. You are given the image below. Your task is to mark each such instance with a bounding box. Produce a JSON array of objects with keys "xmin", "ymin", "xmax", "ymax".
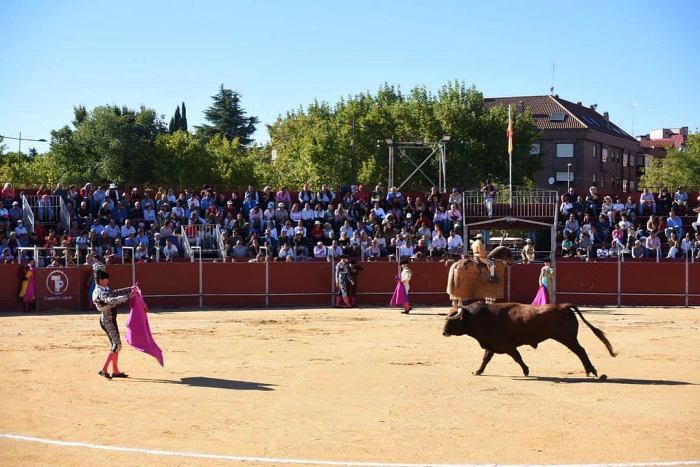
[
  {"xmin": 390, "ymin": 260, "xmax": 413, "ymax": 314},
  {"xmin": 532, "ymin": 258, "xmax": 555, "ymax": 305},
  {"xmin": 92, "ymin": 269, "xmax": 163, "ymax": 380}
]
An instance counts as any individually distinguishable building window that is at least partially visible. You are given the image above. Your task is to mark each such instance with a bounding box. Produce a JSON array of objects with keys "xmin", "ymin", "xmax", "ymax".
[
  {"xmin": 629, "ymin": 180, "xmax": 635, "ymax": 191},
  {"xmin": 530, "ymin": 143, "xmax": 541, "ymax": 155},
  {"xmin": 623, "ymin": 151, "xmax": 628, "ymax": 167},
  {"xmin": 630, "ymin": 153, "xmax": 636, "ymax": 167},
  {"xmin": 556, "ymin": 143, "xmax": 574, "ymax": 158},
  {"xmin": 592, "ymin": 173, "xmax": 597, "ymax": 185},
  {"xmin": 602, "ymin": 147, "xmax": 608, "ymax": 163},
  {"xmin": 555, "ymin": 171, "xmax": 574, "ymax": 182},
  {"xmin": 600, "ymin": 174, "xmax": 605, "ymax": 188},
  {"xmin": 592, "ymin": 144, "xmax": 598, "ymax": 158},
  {"xmin": 623, "ymin": 179, "xmax": 628, "ymax": 192}
]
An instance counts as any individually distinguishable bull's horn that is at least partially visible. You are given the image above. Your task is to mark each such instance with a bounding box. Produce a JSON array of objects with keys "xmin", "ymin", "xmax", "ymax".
[{"xmin": 449, "ymin": 308, "xmax": 464, "ymax": 320}]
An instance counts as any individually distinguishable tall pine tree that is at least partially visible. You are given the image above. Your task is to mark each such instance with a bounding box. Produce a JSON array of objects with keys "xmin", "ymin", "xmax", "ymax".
[
  {"xmin": 195, "ymin": 84, "xmax": 259, "ymax": 145},
  {"xmin": 181, "ymin": 102, "xmax": 188, "ymax": 131},
  {"xmin": 169, "ymin": 105, "xmax": 182, "ymax": 133}
]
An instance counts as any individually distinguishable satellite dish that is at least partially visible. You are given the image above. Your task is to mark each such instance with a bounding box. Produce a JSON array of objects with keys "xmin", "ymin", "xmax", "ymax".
[{"xmin": 548, "ymin": 177, "xmax": 555, "ymax": 185}]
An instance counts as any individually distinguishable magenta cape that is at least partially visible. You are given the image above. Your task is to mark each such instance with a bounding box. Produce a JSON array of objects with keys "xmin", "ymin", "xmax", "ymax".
[
  {"xmin": 390, "ymin": 274, "xmax": 408, "ymax": 307},
  {"xmin": 531, "ymin": 285, "xmax": 550, "ymax": 305},
  {"xmin": 22, "ymin": 268, "xmax": 36, "ymax": 304},
  {"xmin": 126, "ymin": 286, "xmax": 164, "ymax": 366}
]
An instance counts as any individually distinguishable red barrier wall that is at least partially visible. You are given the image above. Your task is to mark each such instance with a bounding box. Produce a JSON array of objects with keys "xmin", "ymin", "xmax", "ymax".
[
  {"xmin": 0, "ymin": 261, "xmax": 698, "ymax": 312},
  {"xmin": 268, "ymin": 261, "xmax": 332, "ymax": 306},
  {"xmin": 690, "ymin": 264, "xmax": 700, "ymax": 306},
  {"xmin": 508, "ymin": 264, "xmax": 541, "ymax": 303},
  {"xmin": 204, "ymin": 262, "xmax": 266, "ymax": 307},
  {"xmin": 0, "ymin": 264, "xmax": 24, "ymax": 311},
  {"xmin": 556, "ymin": 262, "xmax": 618, "ymax": 305}
]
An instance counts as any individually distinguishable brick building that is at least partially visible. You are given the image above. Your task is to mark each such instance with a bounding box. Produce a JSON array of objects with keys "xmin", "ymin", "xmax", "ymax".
[
  {"xmin": 485, "ymin": 95, "xmax": 642, "ymax": 195},
  {"xmin": 638, "ymin": 126, "xmax": 688, "ymax": 168}
]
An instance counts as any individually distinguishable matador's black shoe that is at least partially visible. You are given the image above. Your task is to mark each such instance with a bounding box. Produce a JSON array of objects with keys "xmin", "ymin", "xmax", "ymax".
[
  {"xmin": 111, "ymin": 372, "xmax": 129, "ymax": 378},
  {"xmin": 98, "ymin": 370, "xmax": 112, "ymax": 380}
]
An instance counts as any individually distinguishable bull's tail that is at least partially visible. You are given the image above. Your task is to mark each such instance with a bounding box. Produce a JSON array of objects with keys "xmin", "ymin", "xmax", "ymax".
[{"xmin": 568, "ymin": 305, "xmax": 617, "ymax": 357}]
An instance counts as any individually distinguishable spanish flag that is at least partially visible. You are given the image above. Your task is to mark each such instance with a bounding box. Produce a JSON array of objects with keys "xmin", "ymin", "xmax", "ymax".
[{"xmin": 507, "ymin": 105, "xmax": 513, "ymax": 156}]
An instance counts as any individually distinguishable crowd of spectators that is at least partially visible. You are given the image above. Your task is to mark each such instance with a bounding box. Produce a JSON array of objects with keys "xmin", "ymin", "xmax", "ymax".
[
  {"xmin": 0, "ymin": 181, "xmax": 468, "ymax": 265},
  {"xmin": 557, "ymin": 185, "xmax": 700, "ymax": 261},
  {"xmin": 2, "ymin": 180, "xmax": 699, "ymax": 267}
]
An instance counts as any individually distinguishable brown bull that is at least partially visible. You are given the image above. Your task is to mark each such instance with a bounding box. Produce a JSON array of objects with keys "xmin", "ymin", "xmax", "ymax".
[{"xmin": 443, "ymin": 302, "xmax": 617, "ymax": 378}]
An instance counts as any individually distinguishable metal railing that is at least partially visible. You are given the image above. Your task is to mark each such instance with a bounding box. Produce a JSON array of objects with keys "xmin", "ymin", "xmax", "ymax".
[
  {"xmin": 59, "ymin": 196, "xmax": 71, "ymax": 232},
  {"xmin": 17, "ymin": 246, "xmax": 83, "ymax": 268},
  {"xmin": 217, "ymin": 226, "xmax": 227, "ymax": 260},
  {"xmin": 463, "ymin": 186, "xmax": 559, "ymax": 218},
  {"xmin": 181, "ymin": 223, "xmax": 222, "ymax": 259},
  {"xmin": 23, "ymin": 195, "xmax": 63, "ymax": 226},
  {"xmin": 21, "ymin": 194, "xmax": 35, "ymax": 233},
  {"xmin": 181, "ymin": 227, "xmax": 193, "ymax": 259}
]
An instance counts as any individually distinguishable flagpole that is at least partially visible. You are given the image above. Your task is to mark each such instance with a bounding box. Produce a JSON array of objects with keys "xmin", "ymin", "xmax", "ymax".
[{"xmin": 508, "ymin": 105, "xmax": 513, "ymax": 210}]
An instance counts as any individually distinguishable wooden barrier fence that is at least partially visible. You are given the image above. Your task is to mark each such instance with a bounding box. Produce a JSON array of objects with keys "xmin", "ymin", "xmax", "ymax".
[{"xmin": 1, "ymin": 260, "xmax": 698, "ymax": 312}]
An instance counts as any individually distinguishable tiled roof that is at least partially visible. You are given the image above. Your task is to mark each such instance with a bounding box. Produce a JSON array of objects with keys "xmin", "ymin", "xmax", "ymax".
[
  {"xmin": 639, "ymin": 135, "xmax": 685, "ymax": 149},
  {"xmin": 485, "ymin": 95, "xmax": 638, "ymax": 143}
]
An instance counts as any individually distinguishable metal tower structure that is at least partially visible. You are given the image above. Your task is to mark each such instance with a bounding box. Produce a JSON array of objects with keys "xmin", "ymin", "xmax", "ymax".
[{"xmin": 385, "ymin": 137, "xmax": 449, "ymax": 193}]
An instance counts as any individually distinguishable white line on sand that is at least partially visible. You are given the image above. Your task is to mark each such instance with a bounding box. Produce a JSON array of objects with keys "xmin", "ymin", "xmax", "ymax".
[{"xmin": 1, "ymin": 433, "xmax": 699, "ymax": 467}]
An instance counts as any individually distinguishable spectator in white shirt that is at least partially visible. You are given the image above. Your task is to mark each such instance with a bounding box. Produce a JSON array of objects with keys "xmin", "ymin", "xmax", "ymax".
[
  {"xmin": 639, "ymin": 188, "xmax": 656, "ymax": 215},
  {"xmin": 448, "ymin": 188, "xmax": 462, "ymax": 207},
  {"xmin": 680, "ymin": 233, "xmax": 694, "ymax": 257},
  {"xmin": 432, "ymin": 229, "xmax": 447, "ymax": 257},
  {"xmin": 143, "ymin": 204, "xmax": 157, "ymax": 226},
  {"xmin": 162, "ymin": 239, "xmax": 179, "ymax": 261},
  {"xmin": 371, "ymin": 202, "xmax": 386, "ymax": 221},
  {"xmin": 103, "ymin": 220, "xmax": 120, "ymax": 240},
  {"xmin": 339, "ymin": 220, "xmax": 354, "ymax": 239},
  {"xmin": 398, "ymin": 241, "xmax": 414, "ymax": 259},
  {"xmin": 313, "ymin": 241, "xmax": 327, "ymax": 259},
  {"xmin": 120, "ymin": 219, "xmax": 136, "ymax": 239},
  {"xmin": 447, "ymin": 230, "xmax": 464, "ymax": 254}
]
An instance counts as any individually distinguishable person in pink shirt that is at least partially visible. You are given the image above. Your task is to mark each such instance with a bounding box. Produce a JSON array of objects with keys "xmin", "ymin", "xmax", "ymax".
[{"xmin": 275, "ymin": 186, "xmax": 292, "ymax": 209}]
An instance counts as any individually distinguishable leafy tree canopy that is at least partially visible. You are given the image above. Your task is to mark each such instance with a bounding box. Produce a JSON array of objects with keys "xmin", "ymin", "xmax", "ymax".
[
  {"xmin": 49, "ymin": 105, "xmax": 166, "ymax": 184},
  {"xmin": 639, "ymin": 134, "xmax": 700, "ymax": 190},
  {"xmin": 267, "ymin": 81, "xmax": 541, "ymax": 190}
]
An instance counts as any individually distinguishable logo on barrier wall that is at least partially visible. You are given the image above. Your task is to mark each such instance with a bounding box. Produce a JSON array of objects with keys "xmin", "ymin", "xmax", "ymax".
[{"xmin": 46, "ymin": 270, "xmax": 69, "ymax": 295}]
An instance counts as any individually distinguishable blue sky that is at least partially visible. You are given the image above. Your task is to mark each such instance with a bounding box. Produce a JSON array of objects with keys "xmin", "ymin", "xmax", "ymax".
[{"xmin": 1, "ymin": 0, "xmax": 698, "ymax": 152}]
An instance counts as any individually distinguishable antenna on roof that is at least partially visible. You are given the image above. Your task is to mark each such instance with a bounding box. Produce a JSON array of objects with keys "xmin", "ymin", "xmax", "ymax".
[
  {"xmin": 550, "ymin": 61, "xmax": 558, "ymax": 95},
  {"xmin": 630, "ymin": 102, "xmax": 638, "ymax": 136}
]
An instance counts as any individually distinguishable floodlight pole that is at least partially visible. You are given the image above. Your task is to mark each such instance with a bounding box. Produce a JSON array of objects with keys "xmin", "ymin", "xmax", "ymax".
[{"xmin": 0, "ymin": 132, "xmax": 48, "ymax": 154}]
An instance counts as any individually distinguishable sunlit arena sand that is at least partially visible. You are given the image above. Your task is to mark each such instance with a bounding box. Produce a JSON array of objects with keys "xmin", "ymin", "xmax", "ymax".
[{"xmin": 1, "ymin": 306, "xmax": 699, "ymax": 466}]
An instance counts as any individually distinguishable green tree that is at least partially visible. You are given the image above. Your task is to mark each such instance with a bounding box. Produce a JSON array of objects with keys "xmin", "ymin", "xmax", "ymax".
[
  {"xmin": 0, "ymin": 151, "xmax": 60, "ymax": 186},
  {"xmin": 168, "ymin": 102, "xmax": 188, "ymax": 133},
  {"xmin": 196, "ymin": 85, "xmax": 259, "ymax": 145},
  {"xmin": 181, "ymin": 101, "xmax": 188, "ymax": 132},
  {"xmin": 169, "ymin": 105, "xmax": 182, "ymax": 133},
  {"xmin": 154, "ymin": 131, "xmax": 212, "ymax": 188},
  {"xmin": 266, "ymin": 81, "xmax": 541, "ymax": 190},
  {"xmin": 207, "ymin": 134, "xmax": 263, "ymax": 187},
  {"xmin": 640, "ymin": 134, "xmax": 700, "ymax": 189},
  {"xmin": 50, "ymin": 105, "xmax": 166, "ymax": 184}
]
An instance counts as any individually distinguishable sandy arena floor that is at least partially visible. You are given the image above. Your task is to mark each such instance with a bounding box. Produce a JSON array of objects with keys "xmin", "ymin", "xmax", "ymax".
[{"xmin": 1, "ymin": 305, "xmax": 699, "ymax": 466}]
